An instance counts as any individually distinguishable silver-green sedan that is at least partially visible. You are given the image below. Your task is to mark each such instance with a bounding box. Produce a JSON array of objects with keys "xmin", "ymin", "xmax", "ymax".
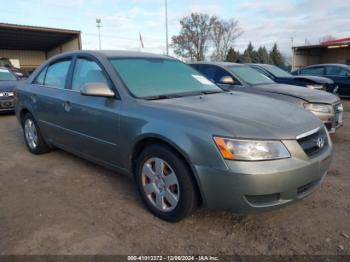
[{"xmin": 15, "ymin": 51, "xmax": 332, "ymax": 222}]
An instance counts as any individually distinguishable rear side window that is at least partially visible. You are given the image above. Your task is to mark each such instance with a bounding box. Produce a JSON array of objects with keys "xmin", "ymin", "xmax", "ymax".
[
  {"xmin": 71, "ymin": 58, "xmax": 109, "ymax": 91},
  {"xmin": 302, "ymin": 67, "xmax": 324, "ymax": 76},
  {"xmin": 33, "ymin": 67, "xmax": 47, "ymax": 85},
  {"xmin": 325, "ymin": 66, "xmax": 349, "ymax": 76},
  {"xmin": 44, "ymin": 60, "xmax": 71, "ymax": 89}
]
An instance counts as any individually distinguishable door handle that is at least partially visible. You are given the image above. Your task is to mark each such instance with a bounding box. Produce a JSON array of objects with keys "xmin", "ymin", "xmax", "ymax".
[{"xmin": 63, "ymin": 101, "xmax": 72, "ymax": 112}]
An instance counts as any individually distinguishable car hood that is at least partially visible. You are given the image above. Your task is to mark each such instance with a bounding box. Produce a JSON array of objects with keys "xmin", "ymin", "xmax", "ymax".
[
  {"xmin": 256, "ymin": 83, "xmax": 339, "ymax": 104},
  {"xmin": 0, "ymin": 81, "xmax": 17, "ymax": 92},
  {"xmin": 148, "ymin": 92, "xmax": 322, "ymax": 140},
  {"xmin": 293, "ymin": 75, "xmax": 334, "ymax": 84}
]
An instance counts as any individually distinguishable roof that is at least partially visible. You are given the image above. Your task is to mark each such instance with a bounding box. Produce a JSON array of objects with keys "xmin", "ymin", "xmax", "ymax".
[
  {"xmin": 190, "ymin": 61, "xmax": 243, "ymax": 67},
  {"xmin": 301, "ymin": 63, "xmax": 350, "ymax": 69},
  {"xmin": 293, "ymin": 36, "xmax": 350, "ymax": 50},
  {"xmin": 0, "ymin": 23, "xmax": 81, "ymax": 51}
]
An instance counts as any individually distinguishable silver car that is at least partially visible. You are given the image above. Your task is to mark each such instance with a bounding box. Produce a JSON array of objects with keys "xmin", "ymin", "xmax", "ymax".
[{"xmin": 15, "ymin": 51, "xmax": 332, "ymax": 222}]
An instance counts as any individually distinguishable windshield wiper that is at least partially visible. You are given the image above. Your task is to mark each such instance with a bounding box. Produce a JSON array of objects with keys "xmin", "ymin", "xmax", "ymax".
[
  {"xmin": 199, "ymin": 90, "xmax": 223, "ymax": 95},
  {"xmin": 144, "ymin": 94, "xmax": 181, "ymax": 100}
]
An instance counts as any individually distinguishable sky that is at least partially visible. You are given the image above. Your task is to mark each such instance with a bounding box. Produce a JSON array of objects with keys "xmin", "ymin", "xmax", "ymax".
[{"xmin": 1, "ymin": 0, "xmax": 350, "ymax": 59}]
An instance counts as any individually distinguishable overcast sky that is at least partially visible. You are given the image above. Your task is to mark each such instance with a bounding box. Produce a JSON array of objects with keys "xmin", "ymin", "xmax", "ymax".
[{"xmin": 2, "ymin": 0, "xmax": 350, "ymax": 58}]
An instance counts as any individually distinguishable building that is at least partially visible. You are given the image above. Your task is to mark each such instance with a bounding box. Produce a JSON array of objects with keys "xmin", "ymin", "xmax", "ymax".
[
  {"xmin": 292, "ymin": 37, "xmax": 350, "ymax": 70},
  {"xmin": 0, "ymin": 23, "xmax": 81, "ymax": 73}
]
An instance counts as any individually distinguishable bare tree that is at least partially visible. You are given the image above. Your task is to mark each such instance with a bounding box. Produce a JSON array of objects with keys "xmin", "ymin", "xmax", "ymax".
[
  {"xmin": 210, "ymin": 18, "xmax": 243, "ymax": 61},
  {"xmin": 172, "ymin": 13, "xmax": 216, "ymax": 61}
]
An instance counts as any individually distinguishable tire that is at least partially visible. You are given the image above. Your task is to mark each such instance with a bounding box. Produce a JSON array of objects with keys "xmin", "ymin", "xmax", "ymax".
[
  {"xmin": 135, "ymin": 144, "xmax": 198, "ymax": 222},
  {"xmin": 22, "ymin": 113, "xmax": 50, "ymax": 154}
]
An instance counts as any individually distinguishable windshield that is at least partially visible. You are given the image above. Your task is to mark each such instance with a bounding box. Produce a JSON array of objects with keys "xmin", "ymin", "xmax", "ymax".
[
  {"xmin": 229, "ymin": 66, "xmax": 275, "ymax": 85},
  {"xmin": 262, "ymin": 65, "xmax": 291, "ymax": 77},
  {"xmin": 110, "ymin": 58, "xmax": 221, "ymax": 98},
  {"xmin": 0, "ymin": 68, "xmax": 17, "ymax": 81}
]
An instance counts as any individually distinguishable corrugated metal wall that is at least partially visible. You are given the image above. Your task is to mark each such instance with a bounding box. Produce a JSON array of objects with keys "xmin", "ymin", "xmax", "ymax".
[
  {"xmin": 0, "ymin": 49, "xmax": 46, "ymax": 69},
  {"xmin": 0, "ymin": 35, "xmax": 80, "ymax": 72}
]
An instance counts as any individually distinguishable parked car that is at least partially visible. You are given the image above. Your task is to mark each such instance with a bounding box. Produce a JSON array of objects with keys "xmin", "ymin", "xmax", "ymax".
[
  {"xmin": 16, "ymin": 51, "xmax": 332, "ymax": 222},
  {"xmin": 0, "ymin": 67, "xmax": 18, "ymax": 113},
  {"xmin": 0, "ymin": 58, "xmax": 27, "ymax": 79},
  {"xmin": 292, "ymin": 64, "xmax": 350, "ymax": 97},
  {"xmin": 190, "ymin": 62, "xmax": 343, "ymax": 133},
  {"xmin": 248, "ymin": 63, "xmax": 338, "ymax": 94}
]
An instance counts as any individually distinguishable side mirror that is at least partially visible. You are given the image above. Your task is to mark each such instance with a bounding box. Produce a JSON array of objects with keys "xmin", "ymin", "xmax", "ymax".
[
  {"xmin": 219, "ymin": 76, "xmax": 235, "ymax": 85},
  {"xmin": 81, "ymin": 83, "xmax": 115, "ymax": 98}
]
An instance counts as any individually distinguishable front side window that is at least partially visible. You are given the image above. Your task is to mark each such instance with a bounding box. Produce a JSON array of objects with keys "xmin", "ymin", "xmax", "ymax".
[
  {"xmin": 72, "ymin": 58, "xmax": 109, "ymax": 91},
  {"xmin": 0, "ymin": 68, "xmax": 17, "ymax": 81},
  {"xmin": 44, "ymin": 60, "xmax": 71, "ymax": 89},
  {"xmin": 325, "ymin": 66, "xmax": 349, "ymax": 76},
  {"xmin": 110, "ymin": 58, "xmax": 221, "ymax": 98},
  {"xmin": 228, "ymin": 66, "xmax": 274, "ymax": 85},
  {"xmin": 302, "ymin": 67, "xmax": 324, "ymax": 76}
]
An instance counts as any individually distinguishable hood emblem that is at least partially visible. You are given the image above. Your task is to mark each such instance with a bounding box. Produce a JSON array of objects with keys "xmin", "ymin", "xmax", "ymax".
[
  {"xmin": 316, "ymin": 137, "xmax": 325, "ymax": 149},
  {"xmin": 3, "ymin": 92, "xmax": 9, "ymax": 97}
]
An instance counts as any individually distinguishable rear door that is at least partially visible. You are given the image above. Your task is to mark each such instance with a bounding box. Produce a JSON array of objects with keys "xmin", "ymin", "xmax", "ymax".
[
  {"xmin": 30, "ymin": 58, "xmax": 73, "ymax": 145},
  {"xmin": 324, "ymin": 66, "xmax": 350, "ymax": 96},
  {"xmin": 59, "ymin": 55, "xmax": 121, "ymax": 166}
]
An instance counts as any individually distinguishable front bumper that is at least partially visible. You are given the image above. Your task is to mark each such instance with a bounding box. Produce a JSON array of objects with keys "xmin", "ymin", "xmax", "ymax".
[
  {"xmin": 193, "ymin": 138, "xmax": 332, "ymax": 213},
  {"xmin": 0, "ymin": 98, "xmax": 15, "ymax": 112},
  {"xmin": 313, "ymin": 103, "xmax": 343, "ymax": 133}
]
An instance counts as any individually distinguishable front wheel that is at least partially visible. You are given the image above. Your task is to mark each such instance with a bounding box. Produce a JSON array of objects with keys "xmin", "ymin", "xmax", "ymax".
[{"xmin": 135, "ymin": 144, "xmax": 198, "ymax": 222}]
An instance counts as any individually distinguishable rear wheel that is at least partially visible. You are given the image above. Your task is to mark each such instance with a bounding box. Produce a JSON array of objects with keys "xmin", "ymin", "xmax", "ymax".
[
  {"xmin": 135, "ymin": 144, "xmax": 198, "ymax": 222},
  {"xmin": 22, "ymin": 113, "xmax": 50, "ymax": 154}
]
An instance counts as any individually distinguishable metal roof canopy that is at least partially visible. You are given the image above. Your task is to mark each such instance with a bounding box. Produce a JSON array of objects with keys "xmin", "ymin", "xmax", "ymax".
[{"xmin": 0, "ymin": 23, "xmax": 81, "ymax": 51}]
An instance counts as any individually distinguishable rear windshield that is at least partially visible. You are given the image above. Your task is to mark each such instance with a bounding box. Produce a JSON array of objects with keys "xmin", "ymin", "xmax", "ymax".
[
  {"xmin": 0, "ymin": 68, "xmax": 17, "ymax": 81},
  {"xmin": 110, "ymin": 58, "xmax": 221, "ymax": 98},
  {"xmin": 229, "ymin": 66, "xmax": 274, "ymax": 85},
  {"xmin": 261, "ymin": 65, "xmax": 291, "ymax": 77}
]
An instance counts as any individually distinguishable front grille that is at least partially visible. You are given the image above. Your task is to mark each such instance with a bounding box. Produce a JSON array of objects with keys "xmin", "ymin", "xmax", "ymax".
[{"xmin": 297, "ymin": 128, "xmax": 328, "ymax": 158}]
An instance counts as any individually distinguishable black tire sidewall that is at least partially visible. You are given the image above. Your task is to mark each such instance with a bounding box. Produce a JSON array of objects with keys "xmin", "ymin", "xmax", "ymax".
[
  {"xmin": 22, "ymin": 113, "xmax": 49, "ymax": 154},
  {"xmin": 135, "ymin": 144, "xmax": 197, "ymax": 222}
]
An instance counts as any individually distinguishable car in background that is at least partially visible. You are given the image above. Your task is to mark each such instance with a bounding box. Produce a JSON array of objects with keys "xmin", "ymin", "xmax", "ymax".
[
  {"xmin": 0, "ymin": 67, "xmax": 18, "ymax": 113},
  {"xmin": 16, "ymin": 50, "xmax": 332, "ymax": 221},
  {"xmin": 190, "ymin": 62, "xmax": 343, "ymax": 133},
  {"xmin": 248, "ymin": 63, "xmax": 338, "ymax": 94},
  {"xmin": 292, "ymin": 64, "xmax": 350, "ymax": 97},
  {"xmin": 0, "ymin": 58, "xmax": 27, "ymax": 79}
]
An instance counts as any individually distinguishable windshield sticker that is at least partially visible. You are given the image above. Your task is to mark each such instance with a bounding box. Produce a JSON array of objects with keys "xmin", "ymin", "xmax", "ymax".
[{"xmin": 192, "ymin": 75, "xmax": 215, "ymax": 85}]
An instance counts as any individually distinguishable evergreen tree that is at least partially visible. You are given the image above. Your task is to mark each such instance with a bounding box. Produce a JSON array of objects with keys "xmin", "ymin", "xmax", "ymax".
[
  {"xmin": 226, "ymin": 47, "xmax": 240, "ymax": 62},
  {"xmin": 240, "ymin": 49, "xmax": 252, "ymax": 63},
  {"xmin": 243, "ymin": 42, "xmax": 259, "ymax": 63},
  {"xmin": 257, "ymin": 46, "xmax": 270, "ymax": 64},
  {"xmin": 269, "ymin": 43, "xmax": 285, "ymax": 66}
]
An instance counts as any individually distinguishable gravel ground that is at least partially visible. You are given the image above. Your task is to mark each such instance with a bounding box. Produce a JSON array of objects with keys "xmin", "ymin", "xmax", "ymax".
[{"xmin": 0, "ymin": 100, "xmax": 349, "ymax": 255}]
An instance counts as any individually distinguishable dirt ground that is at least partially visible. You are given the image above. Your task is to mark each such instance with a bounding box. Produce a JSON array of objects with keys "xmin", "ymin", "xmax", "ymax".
[{"xmin": 0, "ymin": 101, "xmax": 349, "ymax": 256}]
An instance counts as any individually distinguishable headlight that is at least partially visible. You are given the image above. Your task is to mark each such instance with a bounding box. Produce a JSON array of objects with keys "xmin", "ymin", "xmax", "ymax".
[
  {"xmin": 304, "ymin": 103, "xmax": 332, "ymax": 113},
  {"xmin": 306, "ymin": 84, "xmax": 323, "ymax": 90},
  {"xmin": 213, "ymin": 137, "xmax": 290, "ymax": 161}
]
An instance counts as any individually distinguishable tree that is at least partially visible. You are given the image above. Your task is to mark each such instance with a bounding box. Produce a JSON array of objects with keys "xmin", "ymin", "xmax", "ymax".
[
  {"xmin": 269, "ymin": 43, "xmax": 285, "ymax": 66},
  {"xmin": 240, "ymin": 49, "xmax": 252, "ymax": 63},
  {"xmin": 257, "ymin": 46, "xmax": 270, "ymax": 64},
  {"xmin": 226, "ymin": 47, "xmax": 240, "ymax": 62},
  {"xmin": 171, "ymin": 13, "xmax": 216, "ymax": 61},
  {"xmin": 210, "ymin": 18, "xmax": 242, "ymax": 61}
]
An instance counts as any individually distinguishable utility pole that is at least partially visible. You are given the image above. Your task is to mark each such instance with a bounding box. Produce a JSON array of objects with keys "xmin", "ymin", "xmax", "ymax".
[
  {"xmin": 165, "ymin": 0, "xmax": 169, "ymax": 55},
  {"xmin": 96, "ymin": 18, "xmax": 102, "ymax": 50},
  {"xmin": 291, "ymin": 37, "xmax": 294, "ymax": 70}
]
